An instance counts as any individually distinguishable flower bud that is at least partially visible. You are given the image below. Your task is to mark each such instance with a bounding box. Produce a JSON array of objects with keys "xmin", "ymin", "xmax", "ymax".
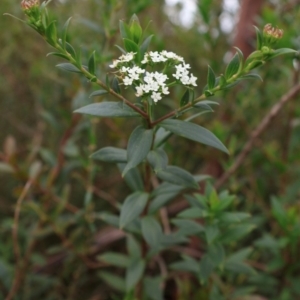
[
  {"xmin": 21, "ymin": 0, "xmax": 39, "ymax": 10},
  {"xmin": 263, "ymin": 24, "xmax": 284, "ymax": 45}
]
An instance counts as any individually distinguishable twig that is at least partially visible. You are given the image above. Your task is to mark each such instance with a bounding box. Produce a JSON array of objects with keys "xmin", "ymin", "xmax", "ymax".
[
  {"xmin": 215, "ymin": 82, "xmax": 300, "ymax": 190},
  {"xmin": 160, "ymin": 208, "xmax": 171, "ymax": 234},
  {"xmin": 6, "ymin": 184, "xmax": 36, "ymax": 300}
]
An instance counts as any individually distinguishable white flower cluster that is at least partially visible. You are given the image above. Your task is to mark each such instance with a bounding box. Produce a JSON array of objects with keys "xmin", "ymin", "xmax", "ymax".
[
  {"xmin": 173, "ymin": 63, "xmax": 197, "ymax": 86},
  {"xmin": 141, "ymin": 50, "xmax": 184, "ymax": 64},
  {"xmin": 109, "ymin": 52, "xmax": 136, "ymax": 68},
  {"xmin": 109, "ymin": 50, "xmax": 197, "ymax": 102}
]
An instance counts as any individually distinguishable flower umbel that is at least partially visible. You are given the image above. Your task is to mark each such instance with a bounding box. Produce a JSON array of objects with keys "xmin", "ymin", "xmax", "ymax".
[{"xmin": 110, "ymin": 50, "xmax": 197, "ymax": 103}]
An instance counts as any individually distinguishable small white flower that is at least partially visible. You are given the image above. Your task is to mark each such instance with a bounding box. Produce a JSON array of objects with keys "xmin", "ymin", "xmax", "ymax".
[
  {"xmin": 188, "ymin": 74, "xmax": 197, "ymax": 86},
  {"xmin": 151, "ymin": 92, "xmax": 162, "ymax": 102},
  {"xmin": 161, "ymin": 85, "xmax": 169, "ymax": 95},
  {"xmin": 135, "ymin": 85, "xmax": 144, "ymax": 97},
  {"xmin": 109, "ymin": 60, "xmax": 120, "ymax": 68},
  {"xmin": 121, "ymin": 52, "xmax": 136, "ymax": 62},
  {"xmin": 123, "ymin": 76, "xmax": 133, "ymax": 86}
]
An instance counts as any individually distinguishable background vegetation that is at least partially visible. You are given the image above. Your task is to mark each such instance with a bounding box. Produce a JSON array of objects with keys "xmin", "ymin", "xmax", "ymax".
[{"xmin": 1, "ymin": 0, "xmax": 300, "ymax": 299}]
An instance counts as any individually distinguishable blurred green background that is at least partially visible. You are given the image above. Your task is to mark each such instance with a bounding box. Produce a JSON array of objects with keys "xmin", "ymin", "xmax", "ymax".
[{"xmin": 1, "ymin": 0, "xmax": 300, "ymax": 299}]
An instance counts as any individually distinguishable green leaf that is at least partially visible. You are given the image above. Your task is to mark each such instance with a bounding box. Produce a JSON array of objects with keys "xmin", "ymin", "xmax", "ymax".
[
  {"xmin": 205, "ymin": 225, "xmax": 220, "ymax": 244},
  {"xmin": 207, "ymin": 65, "xmax": 216, "ymax": 90},
  {"xmin": 123, "ymin": 126, "xmax": 154, "ymax": 176},
  {"xmin": 127, "ymin": 235, "xmax": 142, "ymax": 258},
  {"xmin": 62, "ymin": 17, "xmax": 72, "ymax": 50},
  {"xmin": 119, "ymin": 20, "xmax": 132, "ymax": 40},
  {"xmin": 65, "ymin": 42, "xmax": 76, "ymax": 59},
  {"xmin": 74, "ymin": 102, "xmax": 140, "ymax": 118},
  {"xmin": 170, "ymin": 256, "xmax": 199, "ymax": 273},
  {"xmin": 97, "ymin": 212, "xmax": 119, "ymax": 227},
  {"xmin": 91, "ymin": 147, "xmax": 127, "ymax": 163},
  {"xmin": 159, "ymin": 119, "xmax": 228, "ymax": 154},
  {"xmin": 224, "ymin": 248, "xmax": 255, "ymax": 275},
  {"xmin": 180, "ymin": 89, "xmax": 190, "ymax": 107},
  {"xmin": 254, "ymin": 26, "xmax": 263, "ymax": 50},
  {"xmin": 45, "ymin": 21, "xmax": 57, "ymax": 46},
  {"xmin": 224, "ymin": 261, "xmax": 256, "ymax": 275},
  {"xmin": 199, "ymin": 254, "xmax": 215, "ymax": 282},
  {"xmin": 111, "ymin": 77, "xmax": 121, "ymax": 94},
  {"xmin": 126, "ymin": 259, "xmax": 145, "ymax": 291},
  {"xmin": 129, "ymin": 14, "xmax": 143, "ymax": 44},
  {"xmin": 98, "ymin": 252, "xmax": 130, "ymax": 268},
  {"xmin": 147, "ymin": 149, "xmax": 168, "ymax": 172},
  {"xmin": 226, "ymin": 248, "xmax": 253, "ymax": 264},
  {"xmin": 207, "ymin": 243, "xmax": 225, "ymax": 266},
  {"xmin": 156, "ymin": 165, "xmax": 198, "ymax": 189},
  {"xmin": 119, "ymin": 192, "xmax": 149, "ymax": 228},
  {"xmin": 234, "ymin": 46, "xmax": 244, "ymax": 73},
  {"xmin": 88, "ymin": 51, "xmax": 96, "ymax": 75},
  {"xmin": 153, "ymin": 127, "xmax": 172, "ymax": 148},
  {"xmin": 46, "ymin": 52, "xmax": 69, "ymax": 60},
  {"xmin": 98, "ymin": 271, "xmax": 126, "ymax": 292},
  {"xmin": 239, "ymin": 73, "xmax": 263, "ymax": 81},
  {"xmin": 171, "ymin": 219, "xmax": 204, "ymax": 236},
  {"xmin": 177, "ymin": 207, "xmax": 205, "ymax": 219},
  {"xmin": 56, "ymin": 63, "xmax": 81, "ymax": 73},
  {"xmin": 144, "ymin": 276, "xmax": 164, "ymax": 300},
  {"xmin": 141, "ymin": 216, "xmax": 163, "ymax": 248},
  {"xmin": 160, "ymin": 232, "xmax": 188, "ymax": 248},
  {"xmin": 149, "ymin": 183, "xmax": 184, "ymax": 214},
  {"xmin": 149, "ymin": 191, "xmax": 181, "ymax": 214},
  {"xmin": 194, "ymin": 100, "xmax": 219, "ymax": 111},
  {"xmin": 220, "ymin": 225, "xmax": 255, "ymax": 243},
  {"xmin": 266, "ymin": 48, "xmax": 298, "ymax": 60},
  {"xmin": 225, "ymin": 53, "xmax": 240, "ymax": 79},
  {"xmin": 89, "ymin": 90, "xmax": 108, "ymax": 97},
  {"xmin": 140, "ymin": 35, "xmax": 153, "ymax": 57},
  {"xmin": 118, "ymin": 163, "xmax": 144, "ymax": 192},
  {"xmin": 220, "ymin": 212, "xmax": 251, "ymax": 223}
]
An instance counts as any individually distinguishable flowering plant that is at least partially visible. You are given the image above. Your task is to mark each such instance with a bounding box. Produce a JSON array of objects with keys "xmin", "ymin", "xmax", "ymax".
[{"xmin": 5, "ymin": 1, "xmax": 299, "ymax": 299}]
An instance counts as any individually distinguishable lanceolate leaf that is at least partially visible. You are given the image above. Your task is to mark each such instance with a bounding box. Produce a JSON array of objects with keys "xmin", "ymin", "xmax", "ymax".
[
  {"xmin": 141, "ymin": 216, "xmax": 163, "ymax": 248},
  {"xmin": 140, "ymin": 35, "xmax": 154, "ymax": 57},
  {"xmin": 239, "ymin": 73, "xmax": 263, "ymax": 81},
  {"xmin": 123, "ymin": 126, "xmax": 154, "ymax": 176},
  {"xmin": 147, "ymin": 149, "xmax": 168, "ymax": 172},
  {"xmin": 225, "ymin": 53, "xmax": 240, "ymax": 79},
  {"xmin": 118, "ymin": 163, "xmax": 144, "ymax": 192},
  {"xmin": 112, "ymin": 77, "xmax": 121, "ymax": 94},
  {"xmin": 254, "ymin": 26, "xmax": 263, "ymax": 50},
  {"xmin": 88, "ymin": 51, "xmax": 96, "ymax": 75},
  {"xmin": 56, "ymin": 63, "xmax": 81, "ymax": 73},
  {"xmin": 45, "ymin": 21, "xmax": 57, "ymax": 46},
  {"xmin": 119, "ymin": 20, "xmax": 132, "ymax": 40},
  {"xmin": 126, "ymin": 259, "xmax": 146, "ymax": 292},
  {"xmin": 156, "ymin": 165, "xmax": 198, "ymax": 189},
  {"xmin": 266, "ymin": 48, "xmax": 298, "ymax": 60},
  {"xmin": 119, "ymin": 192, "xmax": 149, "ymax": 228},
  {"xmin": 91, "ymin": 147, "xmax": 127, "ymax": 163},
  {"xmin": 159, "ymin": 119, "xmax": 228, "ymax": 154},
  {"xmin": 62, "ymin": 17, "xmax": 72, "ymax": 50},
  {"xmin": 180, "ymin": 89, "xmax": 190, "ymax": 107},
  {"xmin": 207, "ymin": 65, "xmax": 216, "ymax": 90},
  {"xmin": 74, "ymin": 102, "xmax": 140, "ymax": 117},
  {"xmin": 89, "ymin": 90, "xmax": 108, "ymax": 97}
]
